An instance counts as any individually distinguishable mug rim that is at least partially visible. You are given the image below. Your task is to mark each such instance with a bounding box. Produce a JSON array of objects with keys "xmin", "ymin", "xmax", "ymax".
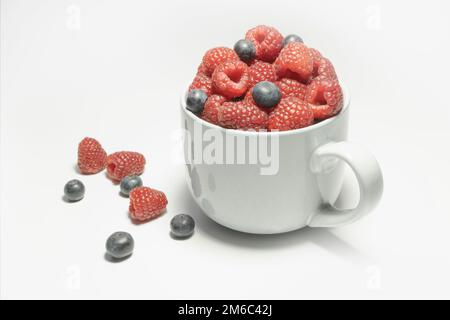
[{"xmin": 180, "ymin": 83, "xmax": 350, "ymax": 136}]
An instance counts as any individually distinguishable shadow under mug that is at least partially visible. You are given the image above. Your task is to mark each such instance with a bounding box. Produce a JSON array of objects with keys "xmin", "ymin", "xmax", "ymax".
[{"xmin": 180, "ymin": 87, "xmax": 383, "ymax": 234}]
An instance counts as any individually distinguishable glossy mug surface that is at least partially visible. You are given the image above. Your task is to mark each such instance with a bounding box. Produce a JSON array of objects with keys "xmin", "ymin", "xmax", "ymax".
[{"xmin": 180, "ymin": 88, "xmax": 383, "ymax": 234}]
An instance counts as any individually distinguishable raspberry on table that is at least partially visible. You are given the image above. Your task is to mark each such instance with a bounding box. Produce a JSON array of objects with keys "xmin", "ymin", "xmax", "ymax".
[
  {"xmin": 274, "ymin": 42, "xmax": 314, "ymax": 83},
  {"xmin": 245, "ymin": 25, "xmax": 284, "ymax": 63},
  {"xmin": 248, "ymin": 60, "xmax": 278, "ymax": 88},
  {"xmin": 268, "ymin": 96, "xmax": 314, "ymax": 131},
  {"xmin": 189, "ymin": 73, "xmax": 213, "ymax": 96},
  {"xmin": 212, "ymin": 60, "xmax": 250, "ymax": 99},
  {"xmin": 275, "ymin": 78, "xmax": 307, "ymax": 100},
  {"xmin": 77, "ymin": 137, "xmax": 107, "ymax": 174},
  {"xmin": 129, "ymin": 187, "xmax": 168, "ymax": 222},
  {"xmin": 201, "ymin": 94, "xmax": 226, "ymax": 125},
  {"xmin": 202, "ymin": 47, "xmax": 239, "ymax": 76},
  {"xmin": 218, "ymin": 101, "xmax": 268, "ymax": 131},
  {"xmin": 106, "ymin": 151, "xmax": 146, "ymax": 181},
  {"xmin": 305, "ymin": 77, "xmax": 344, "ymax": 120}
]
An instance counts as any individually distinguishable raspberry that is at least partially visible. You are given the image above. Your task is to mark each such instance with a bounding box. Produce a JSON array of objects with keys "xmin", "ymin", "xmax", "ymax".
[
  {"xmin": 274, "ymin": 42, "xmax": 314, "ymax": 83},
  {"xmin": 245, "ymin": 25, "xmax": 283, "ymax": 63},
  {"xmin": 218, "ymin": 101, "xmax": 268, "ymax": 131},
  {"xmin": 77, "ymin": 137, "xmax": 107, "ymax": 174},
  {"xmin": 106, "ymin": 151, "xmax": 146, "ymax": 181},
  {"xmin": 197, "ymin": 63, "xmax": 208, "ymax": 76},
  {"xmin": 189, "ymin": 73, "xmax": 213, "ymax": 96},
  {"xmin": 248, "ymin": 60, "xmax": 278, "ymax": 88},
  {"xmin": 309, "ymin": 48, "xmax": 323, "ymax": 76},
  {"xmin": 275, "ymin": 78, "xmax": 307, "ymax": 100},
  {"xmin": 202, "ymin": 47, "xmax": 239, "ymax": 76},
  {"xmin": 212, "ymin": 60, "xmax": 250, "ymax": 99},
  {"xmin": 305, "ymin": 77, "xmax": 343, "ymax": 120},
  {"xmin": 268, "ymin": 97, "xmax": 314, "ymax": 131},
  {"xmin": 317, "ymin": 58, "xmax": 338, "ymax": 80},
  {"xmin": 129, "ymin": 187, "xmax": 168, "ymax": 222},
  {"xmin": 244, "ymin": 88, "xmax": 256, "ymax": 105},
  {"xmin": 201, "ymin": 94, "xmax": 226, "ymax": 125}
]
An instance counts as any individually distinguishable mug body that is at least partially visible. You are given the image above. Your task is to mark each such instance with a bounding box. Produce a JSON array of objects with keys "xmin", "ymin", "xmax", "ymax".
[{"xmin": 181, "ymin": 92, "xmax": 350, "ymax": 234}]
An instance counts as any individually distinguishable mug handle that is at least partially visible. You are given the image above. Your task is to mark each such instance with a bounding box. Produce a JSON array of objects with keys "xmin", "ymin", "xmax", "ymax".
[{"xmin": 308, "ymin": 141, "xmax": 383, "ymax": 228}]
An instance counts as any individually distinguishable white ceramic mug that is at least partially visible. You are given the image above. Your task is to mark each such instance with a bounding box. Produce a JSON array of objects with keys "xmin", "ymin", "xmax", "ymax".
[{"xmin": 180, "ymin": 87, "xmax": 383, "ymax": 234}]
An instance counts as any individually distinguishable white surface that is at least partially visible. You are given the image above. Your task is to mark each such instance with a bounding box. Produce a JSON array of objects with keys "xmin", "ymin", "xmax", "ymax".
[{"xmin": 1, "ymin": 0, "xmax": 450, "ymax": 299}]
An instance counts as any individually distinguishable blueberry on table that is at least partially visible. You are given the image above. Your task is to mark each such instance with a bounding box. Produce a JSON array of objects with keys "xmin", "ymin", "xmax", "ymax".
[
  {"xmin": 64, "ymin": 179, "xmax": 85, "ymax": 202},
  {"xmin": 252, "ymin": 81, "xmax": 282, "ymax": 109},
  {"xmin": 120, "ymin": 175, "xmax": 143, "ymax": 196},
  {"xmin": 186, "ymin": 89, "xmax": 207, "ymax": 114},
  {"xmin": 106, "ymin": 232, "xmax": 134, "ymax": 260},
  {"xmin": 234, "ymin": 39, "xmax": 256, "ymax": 63},
  {"xmin": 282, "ymin": 34, "xmax": 304, "ymax": 47},
  {"xmin": 171, "ymin": 214, "xmax": 195, "ymax": 239}
]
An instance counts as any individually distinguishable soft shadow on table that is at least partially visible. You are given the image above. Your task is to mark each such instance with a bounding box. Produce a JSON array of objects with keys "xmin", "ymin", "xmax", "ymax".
[{"xmin": 178, "ymin": 186, "xmax": 369, "ymax": 264}]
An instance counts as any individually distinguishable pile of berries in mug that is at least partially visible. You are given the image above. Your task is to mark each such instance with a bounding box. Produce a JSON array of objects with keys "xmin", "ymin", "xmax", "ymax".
[
  {"xmin": 186, "ymin": 25, "xmax": 343, "ymax": 131},
  {"xmin": 63, "ymin": 138, "xmax": 195, "ymax": 261}
]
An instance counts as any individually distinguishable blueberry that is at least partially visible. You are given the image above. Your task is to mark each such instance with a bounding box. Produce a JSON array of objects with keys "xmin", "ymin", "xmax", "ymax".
[
  {"xmin": 106, "ymin": 232, "xmax": 134, "ymax": 260},
  {"xmin": 252, "ymin": 81, "xmax": 281, "ymax": 108},
  {"xmin": 120, "ymin": 175, "xmax": 143, "ymax": 196},
  {"xmin": 233, "ymin": 39, "xmax": 256, "ymax": 63},
  {"xmin": 170, "ymin": 214, "xmax": 195, "ymax": 239},
  {"xmin": 64, "ymin": 179, "xmax": 85, "ymax": 202},
  {"xmin": 282, "ymin": 34, "xmax": 304, "ymax": 47},
  {"xmin": 186, "ymin": 89, "xmax": 207, "ymax": 114}
]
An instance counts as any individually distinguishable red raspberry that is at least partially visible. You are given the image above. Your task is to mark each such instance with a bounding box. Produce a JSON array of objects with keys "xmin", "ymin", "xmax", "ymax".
[
  {"xmin": 77, "ymin": 137, "xmax": 107, "ymax": 174},
  {"xmin": 317, "ymin": 58, "xmax": 338, "ymax": 80},
  {"xmin": 274, "ymin": 42, "xmax": 314, "ymax": 83},
  {"xmin": 275, "ymin": 78, "xmax": 307, "ymax": 100},
  {"xmin": 202, "ymin": 47, "xmax": 239, "ymax": 76},
  {"xmin": 218, "ymin": 101, "xmax": 268, "ymax": 131},
  {"xmin": 248, "ymin": 60, "xmax": 278, "ymax": 88},
  {"xmin": 197, "ymin": 62, "xmax": 208, "ymax": 76},
  {"xmin": 129, "ymin": 187, "xmax": 168, "ymax": 222},
  {"xmin": 268, "ymin": 97, "xmax": 314, "ymax": 131},
  {"xmin": 245, "ymin": 25, "xmax": 283, "ymax": 63},
  {"xmin": 189, "ymin": 73, "xmax": 213, "ymax": 96},
  {"xmin": 212, "ymin": 60, "xmax": 250, "ymax": 99},
  {"xmin": 305, "ymin": 77, "xmax": 343, "ymax": 120},
  {"xmin": 201, "ymin": 94, "xmax": 226, "ymax": 125},
  {"xmin": 106, "ymin": 151, "xmax": 146, "ymax": 181},
  {"xmin": 309, "ymin": 48, "xmax": 323, "ymax": 76}
]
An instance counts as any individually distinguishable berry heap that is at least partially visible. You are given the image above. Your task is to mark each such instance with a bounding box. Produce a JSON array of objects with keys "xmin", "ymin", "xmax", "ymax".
[{"xmin": 187, "ymin": 25, "xmax": 344, "ymax": 131}]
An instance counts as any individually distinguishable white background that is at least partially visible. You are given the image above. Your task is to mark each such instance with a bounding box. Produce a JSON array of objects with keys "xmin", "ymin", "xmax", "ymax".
[{"xmin": 1, "ymin": 0, "xmax": 450, "ymax": 299}]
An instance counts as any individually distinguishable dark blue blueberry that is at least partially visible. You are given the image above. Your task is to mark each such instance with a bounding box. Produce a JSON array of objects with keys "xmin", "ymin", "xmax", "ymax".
[
  {"xmin": 233, "ymin": 39, "xmax": 256, "ymax": 63},
  {"xmin": 282, "ymin": 34, "xmax": 304, "ymax": 47},
  {"xmin": 186, "ymin": 89, "xmax": 207, "ymax": 115},
  {"xmin": 170, "ymin": 214, "xmax": 195, "ymax": 239},
  {"xmin": 106, "ymin": 232, "xmax": 134, "ymax": 260},
  {"xmin": 64, "ymin": 179, "xmax": 85, "ymax": 202},
  {"xmin": 120, "ymin": 175, "xmax": 143, "ymax": 196},
  {"xmin": 252, "ymin": 81, "xmax": 281, "ymax": 109}
]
